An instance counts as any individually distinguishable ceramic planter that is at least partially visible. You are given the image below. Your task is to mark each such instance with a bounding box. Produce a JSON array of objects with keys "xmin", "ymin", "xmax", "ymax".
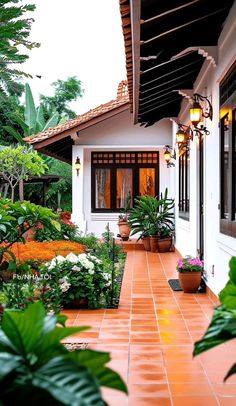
[
  {"xmin": 142, "ymin": 236, "xmax": 151, "ymax": 251},
  {"xmin": 157, "ymin": 236, "xmax": 172, "ymax": 253},
  {"xmin": 178, "ymin": 271, "xmax": 202, "ymax": 293},
  {"xmin": 150, "ymin": 235, "xmax": 159, "ymax": 252},
  {"xmin": 118, "ymin": 221, "xmax": 131, "ymax": 241}
]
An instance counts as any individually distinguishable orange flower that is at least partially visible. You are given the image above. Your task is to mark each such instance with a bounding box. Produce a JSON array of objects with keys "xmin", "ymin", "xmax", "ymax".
[{"xmin": 0, "ymin": 241, "xmax": 86, "ymax": 262}]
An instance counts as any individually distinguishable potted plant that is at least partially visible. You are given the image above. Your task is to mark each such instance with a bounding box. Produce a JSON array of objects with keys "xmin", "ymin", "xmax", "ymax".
[
  {"xmin": 117, "ymin": 192, "xmax": 131, "ymax": 241},
  {"xmin": 176, "ymin": 255, "xmax": 204, "ymax": 293},
  {"xmin": 128, "ymin": 189, "xmax": 175, "ymax": 252},
  {"xmin": 128, "ymin": 198, "xmax": 151, "ymax": 250},
  {"xmin": 157, "ymin": 225, "xmax": 174, "ymax": 253}
]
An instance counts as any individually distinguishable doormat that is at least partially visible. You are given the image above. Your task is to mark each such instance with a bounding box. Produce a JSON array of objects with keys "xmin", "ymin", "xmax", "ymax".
[
  {"xmin": 168, "ymin": 279, "xmax": 183, "ymax": 291},
  {"xmin": 168, "ymin": 278, "xmax": 207, "ymax": 293}
]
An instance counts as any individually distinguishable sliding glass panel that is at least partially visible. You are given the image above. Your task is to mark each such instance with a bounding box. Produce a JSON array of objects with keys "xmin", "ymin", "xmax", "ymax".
[
  {"xmin": 233, "ymin": 109, "xmax": 236, "ymax": 220},
  {"xmin": 139, "ymin": 168, "xmax": 155, "ymax": 196},
  {"xmin": 95, "ymin": 169, "xmax": 111, "ymax": 209},
  {"xmin": 221, "ymin": 114, "xmax": 230, "ymax": 219},
  {"xmin": 116, "ymin": 168, "xmax": 133, "ymax": 209}
]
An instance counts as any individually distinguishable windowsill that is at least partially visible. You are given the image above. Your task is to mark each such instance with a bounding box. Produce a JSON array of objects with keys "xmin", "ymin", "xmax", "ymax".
[
  {"xmin": 178, "ymin": 213, "xmax": 190, "ymax": 222},
  {"xmin": 90, "ymin": 213, "xmax": 120, "ymax": 221}
]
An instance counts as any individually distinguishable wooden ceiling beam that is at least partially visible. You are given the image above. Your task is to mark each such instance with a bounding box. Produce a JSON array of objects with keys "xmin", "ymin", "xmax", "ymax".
[
  {"xmin": 140, "ymin": 0, "xmax": 200, "ymax": 25},
  {"xmin": 141, "ymin": 7, "xmax": 228, "ymax": 45},
  {"xmin": 140, "ymin": 68, "xmax": 199, "ymax": 95},
  {"xmin": 138, "ymin": 96, "xmax": 181, "ymax": 116},
  {"xmin": 38, "ymin": 148, "xmax": 71, "ymax": 165},
  {"xmin": 139, "ymin": 94, "xmax": 180, "ymax": 113}
]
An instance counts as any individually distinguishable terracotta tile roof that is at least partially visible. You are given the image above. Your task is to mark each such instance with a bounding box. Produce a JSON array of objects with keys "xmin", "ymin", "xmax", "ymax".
[
  {"xmin": 119, "ymin": 0, "xmax": 133, "ymax": 112},
  {"xmin": 24, "ymin": 93, "xmax": 129, "ymax": 145}
]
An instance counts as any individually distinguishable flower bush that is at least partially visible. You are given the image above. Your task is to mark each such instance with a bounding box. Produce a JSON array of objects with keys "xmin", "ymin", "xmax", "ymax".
[
  {"xmin": 176, "ymin": 256, "xmax": 204, "ymax": 273},
  {"xmin": 39, "ymin": 251, "xmax": 115, "ymax": 309},
  {"xmin": 1, "ymin": 240, "xmax": 86, "ymax": 263}
]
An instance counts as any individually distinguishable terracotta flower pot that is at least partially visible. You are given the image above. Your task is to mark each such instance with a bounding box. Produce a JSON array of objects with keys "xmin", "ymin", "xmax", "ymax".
[
  {"xmin": 142, "ymin": 236, "xmax": 151, "ymax": 251},
  {"xmin": 157, "ymin": 237, "xmax": 172, "ymax": 253},
  {"xmin": 149, "ymin": 235, "xmax": 159, "ymax": 253},
  {"xmin": 118, "ymin": 221, "xmax": 131, "ymax": 241},
  {"xmin": 178, "ymin": 271, "xmax": 202, "ymax": 293}
]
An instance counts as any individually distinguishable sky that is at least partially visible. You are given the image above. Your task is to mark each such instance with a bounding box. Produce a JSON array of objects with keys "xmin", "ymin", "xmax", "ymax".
[{"xmin": 21, "ymin": 0, "xmax": 127, "ymax": 114}]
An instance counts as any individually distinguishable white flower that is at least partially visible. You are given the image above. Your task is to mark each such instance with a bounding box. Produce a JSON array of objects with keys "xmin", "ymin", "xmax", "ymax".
[
  {"xmin": 66, "ymin": 252, "xmax": 79, "ymax": 263},
  {"xmin": 47, "ymin": 255, "xmax": 66, "ymax": 271},
  {"xmin": 102, "ymin": 272, "xmax": 110, "ymax": 281},
  {"xmin": 72, "ymin": 265, "xmax": 81, "ymax": 272},
  {"xmin": 60, "ymin": 282, "xmax": 71, "ymax": 292},
  {"xmin": 106, "ymin": 281, "xmax": 111, "ymax": 286},
  {"xmin": 78, "ymin": 253, "xmax": 87, "ymax": 261},
  {"xmin": 56, "ymin": 255, "xmax": 66, "ymax": 263},
  {"xmin": 88, "ymin": 255, "xmax": 102, "ymax": 264},
  {"xmin": 59, "ymin": 276, "xmax": 71, "ymax": 292},
  {"xmin": 88, "ymin": 269, "xmax": 94, "ymax": 275}
]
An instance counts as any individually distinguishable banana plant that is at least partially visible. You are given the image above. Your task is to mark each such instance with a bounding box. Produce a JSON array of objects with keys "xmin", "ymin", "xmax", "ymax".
[
  {"xmin": 0, "ymin": 302, "xmax": 127, "ymax": 405},
  {"xmin": 4, "ymin": 83, "xmax": 60, "ymax": 143}
]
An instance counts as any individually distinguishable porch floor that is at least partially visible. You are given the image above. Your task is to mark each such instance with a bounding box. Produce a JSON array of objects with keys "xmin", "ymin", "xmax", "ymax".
[{"xmin": 63, "ymin": 247, "xmax": 236, "ymax": 405}]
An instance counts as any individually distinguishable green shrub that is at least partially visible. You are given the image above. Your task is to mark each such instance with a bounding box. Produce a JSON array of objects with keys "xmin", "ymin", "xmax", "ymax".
[
  {"xmin": 194, "ymin": 257, "xmax": 236, "ymax": 381},
  {"xmin": 0, "ymin": 302, "xmax": 127, "ymax": 405}
]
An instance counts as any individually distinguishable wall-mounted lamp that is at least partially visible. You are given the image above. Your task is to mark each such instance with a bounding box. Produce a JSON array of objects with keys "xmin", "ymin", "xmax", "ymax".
[
  {"xmin": 176, "ymin": 124, "xmax": 193, "ymax": 145},
  {"xmin": 75, "ymin": 156, "xmax": 81, "ymax": 176},
  {"xmin": 163, "ymin": 145, "xmax": 176, "ymax": 168},
  {"xmin": 189, "ymin": 93, "xmax": 213, "ymax": 134}
]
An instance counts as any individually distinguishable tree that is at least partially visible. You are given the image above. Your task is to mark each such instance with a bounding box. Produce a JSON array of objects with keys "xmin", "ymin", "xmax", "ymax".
[
  {"xmin": 0, "ymin": 0, "xmax": 39, "ymax": 96},
  {"xmin": 0, "ymin": 90, "xmax": 24, "ymax": 145},
  {"xmin": 4, "ymin": 83, "xmax": 60, "ymax": 143},
  {"xmin": 0, "ymin": 145, "xmax": 47, "ymax": 202},
  {"xmin": 40, "ymin": 76, "xmax": 83, "ymax": 120}
]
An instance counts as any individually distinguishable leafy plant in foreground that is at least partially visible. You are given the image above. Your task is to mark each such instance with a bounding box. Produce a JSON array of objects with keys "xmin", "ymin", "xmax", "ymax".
[
  {"xmin": 193, "ymin": 256, "xmax": 236, "ymax": 381},
  {"xmin": 0, "ymin": 302, "xmax": 127, "ymax": 405}
]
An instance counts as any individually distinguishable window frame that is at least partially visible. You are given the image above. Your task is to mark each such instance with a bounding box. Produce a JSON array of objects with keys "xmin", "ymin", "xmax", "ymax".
[
  {"xmin": 91, "ymin": 151, "xmax": 159, "ymax": 212},
  {"xmin": 219, "ymin": 100, "xmax": 236, "ymax": 238},
  {"xmin": 178, "ymin": 146, "xmax": 190, "ymax": 221}
]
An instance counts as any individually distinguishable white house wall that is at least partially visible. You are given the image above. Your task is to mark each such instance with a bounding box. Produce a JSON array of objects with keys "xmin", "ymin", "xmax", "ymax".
[
  {"xmin": 72, "ymin": 109, "xmax": 172, "ymax": 237},
  {"xmin": 175, "ymin": 1, "xmax": 236, "ymax": 295}
]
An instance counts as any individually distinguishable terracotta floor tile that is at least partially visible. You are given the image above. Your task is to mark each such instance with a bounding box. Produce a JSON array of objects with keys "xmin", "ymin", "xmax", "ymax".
[
  {"xmin": 128, "ymin": 372, "xmax": 167, "ymax": 384},
  {"xmin": 128, "ymin": 397, "xmax": 172, "ymax": 405},
  {"xmin": 172, "ymin": 396, "xmax": 219, "ymax": 405},
  {"xmin": 129, "ymin": 383, "xmax": 170, "ymax": 396},
  {"xmin": 170, "ymin": 383, "xmax": 214, "ymax": 396},
  {"xmin": 217, "ymin": 398, "xmax": 236, "ymax": 405},
  {"xmin": 64, "ymin": 248, "xmax": 236, "ymax": 404}
]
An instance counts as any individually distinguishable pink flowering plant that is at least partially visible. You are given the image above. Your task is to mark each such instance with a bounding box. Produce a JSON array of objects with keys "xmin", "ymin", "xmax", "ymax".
[{"xmin": 177, "ymin": 256, "xmax": 204, "ymax": 273}]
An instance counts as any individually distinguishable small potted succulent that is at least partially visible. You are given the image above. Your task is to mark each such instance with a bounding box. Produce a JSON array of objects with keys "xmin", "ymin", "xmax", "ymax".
[{"xmin": 176, "ymin": 256, "xmax": 204, "ymax": 293}]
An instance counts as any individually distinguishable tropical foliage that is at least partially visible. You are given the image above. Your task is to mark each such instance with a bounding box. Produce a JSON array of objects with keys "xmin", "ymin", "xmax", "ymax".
[
  {"xmin": 0, "ymin": 198, "xmax": 60, "ymax": 250},
  {"xmin": 40, "ymin": 76, "xmax": 83, "ymax": 120},
  {"xmin": 128, "ymin": 188, "xmax": 175, "ymax": 238},
  {"xmin": 194, "ymin": 257, "xmax": 236, "ymax": 381},
  {"xmin": 0, "ymin": 302, "xmax": 127, "ymax": 405},
  {"xmin": 4, "ymin": 83, "xmax": 60, "ymax": 143},
  {"xmin": 0, "ymin": 0, "xmax": 39, "ymax": 96},
  {"xmin": 0, "ymin": 145, "xmax": 47, "ymax": 201}
]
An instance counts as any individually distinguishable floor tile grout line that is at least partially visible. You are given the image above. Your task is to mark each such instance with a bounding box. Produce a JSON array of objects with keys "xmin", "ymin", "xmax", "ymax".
[
  {"xmin": 157, "ymin": 252, "xmax": 180, "ymax": 406},
  {"xmin": 159, "ymin": 253, "xmax": 221, "ymax": 406}
]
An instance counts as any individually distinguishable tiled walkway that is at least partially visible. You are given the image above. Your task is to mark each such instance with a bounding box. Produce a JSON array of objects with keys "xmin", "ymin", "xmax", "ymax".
[{"xmin": 63, "ymin": 247, "xmax": 236, "ymax": 405}]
